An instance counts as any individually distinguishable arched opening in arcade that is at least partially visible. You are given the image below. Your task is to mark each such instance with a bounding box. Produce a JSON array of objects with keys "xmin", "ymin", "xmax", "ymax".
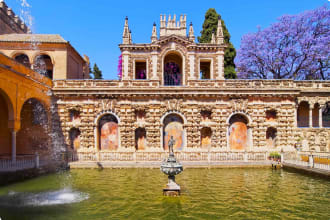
[
  {"xmin": 135, "ymin": 127, "xmax": 146, "ymax": 150},
  {"xmin": 266, "ymin": 127, "xmax": 277, "ymax": 148},
  {"xmin": 69, "ymin": 128, "xmax": 81, "ymax": 150},
  {"xmin": 14, "ymin": 53, "xmax": 31, "ymax": 68},
  {"xmin": 0, "ymin": 90, "xmax": 13, "ymax": 156},
  {"xmin": 297, "ymin": 101, "xmax": 309, "ymax": 127},
  {"xmin": 201, "ymin": 127, "xmax": 212, "ymax": 149},
  {"xmin": 228, "ymin": 113, "xmax": 251, "ymax": 150},
  {"xmin": 17, "ymin": 98, "xmax": 49, "ymax": 156},
  {"xmin": 163, "ymin": 52, "xmax": 182, "ymax": 86},
  {"xmin": 33, "ymin": 54, "xmax": 53, "ymax": 79},
  {"xmin": 163, "ymin": 113, "xmax": 185, "ymax": 151},
  {"xmin": 323, "ymin": 102, "xmax": 330, "ymax": 128},
  {"xmin": 98, "ymin": 114, "xmax": 119, "ymax": 150},
  {"xmin": 312, "ymin": 103, "xmax": 320, "ymax": 127}
]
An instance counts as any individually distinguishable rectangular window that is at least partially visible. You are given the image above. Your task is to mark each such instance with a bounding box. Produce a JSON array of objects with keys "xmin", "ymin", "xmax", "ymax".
[
  {"xmin": 200, "ymin": 61, "xmax": 211, "ymax": 79},
  {"xmin": 135, "ymin": 61, "xmax": 147, "ymax": 79}
]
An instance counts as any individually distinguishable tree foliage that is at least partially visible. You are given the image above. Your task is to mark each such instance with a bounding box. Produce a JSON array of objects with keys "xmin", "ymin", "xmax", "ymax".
[
  {"xmin": 198, "ymin": 8, "xmax": 237, "ymax": 79},
  {"xmin": 92, "ymin": 63, "xmax": 103, "ymax": 79},
  {"xmin": 236, "ymin": 6, "xmax": 330, "ymax": 80}
]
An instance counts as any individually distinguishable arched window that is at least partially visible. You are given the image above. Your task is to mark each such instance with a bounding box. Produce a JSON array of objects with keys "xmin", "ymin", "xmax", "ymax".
[
  {"xmin": 135, "ymin": 127, "xmax": 146, "ymax": 150},
  {"xmin": 266, "ymin": 127, "xmax": 277, "ymax": 148},
  {"xmin": 312, "ymin": 103, "xmax": 320, "ymax": 127},
  {"xmin": 17, "ymin": 98, "xmax": 49, "ymax": 155},
  {"xmin": 322, "ymin": 102, "xmax": 330, "ymax": 128},
  {"xmin": 201, "ymin": 127, "xmax": 212, "ymax": 149},
  {"xmin": 33, "ymin": 55, "xmax": 53, "ymax": 79},
  {"xmin": 297, "ymin": 101, "xmax": 309, "ymax": 127},
  {"xmin": 14, "ymin": 54, "xmax": 30, "ymax": 68},
  {"xmin": 163, "ymin": 113, "xmax": 185, "ymax": 151},
  {"xmin": 164, "ymin": 52, "xmax": 182, "ymax": 86},
  {"xmin": 69, "ymin": 128, "xmax": 81, "ymax": 150},
  {"xmin": 98, "ymin": 114, "xmax": 119, "ymax": 150},
  {"xmin": 228, "ymin": 114, "xmax": 250, "ymax": 150}
]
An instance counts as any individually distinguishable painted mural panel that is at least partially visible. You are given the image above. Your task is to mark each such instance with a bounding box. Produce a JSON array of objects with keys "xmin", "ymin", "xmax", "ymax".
[
  {"xmin": 100, "ymin": 122, "xmax": 118, "ymax": 150},
  {"xmin": 266, "ymin": 127, "xmax": 277, "ymax": 148},
  {"xmin": 229, "ymin": 122, "xmax": 247, "ymax": 150},
  {"xmin": 164, "ymin": 121, "xmax": 184, "ymax": 151},
  {"xmin": 201, "ymin": 127, "xmax": 212, "ymax": 149}
]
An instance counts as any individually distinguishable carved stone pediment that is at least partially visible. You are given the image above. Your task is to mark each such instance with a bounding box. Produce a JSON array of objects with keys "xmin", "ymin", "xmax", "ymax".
[
  {"xmin": 158, "ymin": 35, "xmax": 192, "ymax": 46},
  {"xmin": 229, "ymin": 98, "xmax": 248, "ymax": 112},
  {"xmin": 101, "ymin": 99, "xmax": 116, "ymax": 112}
]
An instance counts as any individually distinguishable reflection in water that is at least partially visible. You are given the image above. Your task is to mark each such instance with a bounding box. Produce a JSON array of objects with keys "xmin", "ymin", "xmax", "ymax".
[{"xmin": 0, "ymin": 169, "xmax": 329, "ymax": 219}]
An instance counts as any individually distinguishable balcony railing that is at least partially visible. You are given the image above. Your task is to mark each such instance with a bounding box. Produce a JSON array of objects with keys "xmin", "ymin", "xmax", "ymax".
[{"xmin": 282, "ymin": 151, "xmax": 330, "ymax": 171}]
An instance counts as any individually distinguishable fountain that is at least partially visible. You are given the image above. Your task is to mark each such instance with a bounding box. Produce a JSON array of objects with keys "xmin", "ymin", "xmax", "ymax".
[{"xmin": 160, "ymin": 136, "xmax": 183, "ymax": 196}]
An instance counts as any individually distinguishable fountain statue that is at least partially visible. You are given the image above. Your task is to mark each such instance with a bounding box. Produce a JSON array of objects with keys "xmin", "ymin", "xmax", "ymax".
[{"xmin": 160, "ymin": 136, "xmax": 183, "ymax": 196}]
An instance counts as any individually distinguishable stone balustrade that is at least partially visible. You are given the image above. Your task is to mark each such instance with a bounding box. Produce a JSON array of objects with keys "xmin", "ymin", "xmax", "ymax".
[
  {"xmin": 72, "ymin": 151, "xmax": 270, "ymax": 162},
  {"xmin": 282, "ymin": 151, "xmax": 330, "ymax": 171},
  {"xmin": 53, "ymin": 79, "xmax": 330, "ymax": 91},
  {"xmin": 0, "ymin": 154, "xmax": 39, "ymax": 172}
]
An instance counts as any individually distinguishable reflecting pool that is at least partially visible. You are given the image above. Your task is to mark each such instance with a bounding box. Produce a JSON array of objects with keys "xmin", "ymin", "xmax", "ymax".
[{"xmin": 0, "ymin": 168, "xmax": 329, "ymax": 220}]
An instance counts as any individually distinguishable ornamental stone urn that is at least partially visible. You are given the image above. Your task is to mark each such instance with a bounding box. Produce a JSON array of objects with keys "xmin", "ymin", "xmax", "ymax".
[{"xmin": 160, "ymin": 136, "xmax": 183, "ymax": 196}]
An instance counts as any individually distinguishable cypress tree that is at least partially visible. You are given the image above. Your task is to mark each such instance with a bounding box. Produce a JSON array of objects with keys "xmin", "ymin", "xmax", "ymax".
[
  {"xmin": 92, "ymin": 63, "xmax": 103, "ymax": 79},
  {"xmin": 198, "ymin": 8, "xmax": 237, "ymax": 79}
]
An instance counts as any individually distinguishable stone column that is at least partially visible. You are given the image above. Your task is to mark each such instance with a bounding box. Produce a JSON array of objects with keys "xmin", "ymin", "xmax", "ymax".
[
  {"xmin": 188, "ymin": 52, "xmax": 195, "ymax": 80},
  {"xmin": 319, "ymin": 104, "xmax": 323, "ymax": 128},
  {"xmin": 151, "ymin": 51, "xmax": 158, "ymax": 80},
  {"xmin": 122, "ymin": 51, "xmax": 129, "ymax": 80},
  {"xmin": 309, "ymin": 106, "xmax": 313, "ymax": 128},
  {"xmin": 11, "ymin": 131, "xmax": 16, "ymax": 163}
]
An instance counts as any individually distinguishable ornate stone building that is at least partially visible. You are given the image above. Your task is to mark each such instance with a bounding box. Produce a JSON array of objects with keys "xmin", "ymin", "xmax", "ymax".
[{"xmin": 52, "ymin": 15, "xmax": 330, "ymax": 163}]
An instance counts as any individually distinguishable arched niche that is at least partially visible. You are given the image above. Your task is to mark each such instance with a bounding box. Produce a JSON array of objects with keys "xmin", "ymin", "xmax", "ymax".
[
  {"xmin": 266, "ymin": 109, "xmax": 277, "ymax": 122},
  {"xmin": 162, "ymin": 113, "xmax": 185, "ymax": 151},
  {"xmin": 33, "ymin": 54, "xmax": 53, "ymax": 79},
  {"xmin": 17, "ymin": 98, "xmax": 49, "ymax": 155},
  {"xmin": 163, "ymin": 52, "xmax": 182, "ymax": 86},
  {"xmin": 0, "ymin": 90, "xmax": 13, "ymax": 155},
  {"xmin": 135, "ymin": 127, "xmax": 146, "ymax": 150},
  {"xmin": 228, "ymin": 113, "xmax": 252, "ymax": 150},
  {"xmin": 14, "ymin": 53, "xmax": 30, "ymax": 68},
  {"xmin": 69, "ymin": 128, "xmax": 81, "ymax": 150},
  {"xmin": 98, "ymin": 114, "xmax": 119, "ymax": 150},
  {"xmin": 201, "ymin": 127, "xmax": 212, "ymax": 149},
  {"xmin": 266, "ymin": 127, "xmax": 277, "ymax": 148},
  {"xmin": 297, "ymin": 101, "xmax": 309, "ymax": 127}
]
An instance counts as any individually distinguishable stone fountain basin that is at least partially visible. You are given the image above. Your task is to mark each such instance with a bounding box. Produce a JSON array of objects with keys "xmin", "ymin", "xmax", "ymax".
[{"xmin": 160, "ymin": 162, "xmax": 183, "ymax": 176}]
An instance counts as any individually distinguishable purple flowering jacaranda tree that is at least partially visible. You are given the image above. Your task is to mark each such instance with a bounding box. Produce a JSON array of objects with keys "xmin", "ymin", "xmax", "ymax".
[{"xmin": 235, "ymin": 5, "xmax": 329, "ymax": 80}]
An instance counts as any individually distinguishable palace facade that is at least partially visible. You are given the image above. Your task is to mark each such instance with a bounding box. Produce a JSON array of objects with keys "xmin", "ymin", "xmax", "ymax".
[{"xmin": 0, "ymin": 1, "xmax": 329, "ymax": 165}]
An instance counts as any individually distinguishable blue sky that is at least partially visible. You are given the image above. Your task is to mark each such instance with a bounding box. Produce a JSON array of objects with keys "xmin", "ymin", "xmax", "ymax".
[{"xmin": 6, "ymin": 0, "xmax": 328, "ymax": 79}]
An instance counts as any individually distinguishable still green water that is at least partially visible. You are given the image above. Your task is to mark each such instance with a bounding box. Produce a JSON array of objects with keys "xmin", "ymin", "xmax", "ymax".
[{"xmin": 0, "ymin": 168, "xmax": 329, "ymax": 220}]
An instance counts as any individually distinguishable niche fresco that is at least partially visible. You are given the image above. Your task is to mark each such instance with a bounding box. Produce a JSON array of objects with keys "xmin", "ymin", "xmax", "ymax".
[
  {"xmin": 69, "ymin": 109, "xmax": 81, "ymax": 124},
  {"xmin": 297, "ymin": 101, "xmax": 309, "ymax": 127},
  {"xmin": 266, "ymin": 110, "xmax": 277, "ymax": 122},
  {"xmin": 228, "ymin": 114, "xmax": 249, "ymax": 150},
  {"xmin": 201, "ymin": 110, "xmax": 212, "ymax": 123},
  {"xmin": 135, "ymin": 110, "xmax": 146, "ymax": 124},
  {"xmin": 163, "ymin": 113, "xmax": 185, "ymax": 151},
  {"xmin": 201, "ymin": 127, "xmax": 212, "ymax": 149},
  {"xmin": 135, "ymin": 127, "xmax": 146, "ymax": 150},
  {"xmin": 99, "ymin": 114, "xmax": 119, "ymax": 150}
]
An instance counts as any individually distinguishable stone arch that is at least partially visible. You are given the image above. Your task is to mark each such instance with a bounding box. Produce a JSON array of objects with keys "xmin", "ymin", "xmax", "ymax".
[
  {"xmin": 135, "ymin": 127, "xmax": 146, "ymax": 150},
  {"xmin": 97, "ymin": 113, "xmax": 119, "ymax": 150},
  {"xmin": 161, "ymin": 47, "xmax": 186, "ymax": 86},
  {"xmin": 226, "ymin": 112, "xmax": 252, "ymax": 126},
  {"xmin": 266, "ymin": 127, "xmax": 277, "ymax": 148},
  {"xmin": 13, "ymin": 53, "xmax": 31, "ymax": 68},
  {"xmin": 297, "ymin": 101, "xmax": 309, "ymax": 127},
  {"xmin": 200, "ymin": 127, "xmax": 212, "ymax": 149},
  {"xmin": 227, "ymin": 113, "xmax": 252, "ymax": 151},
  {"xmin": 69, "ymin": 127, "xmax": 81, "ymax": 150},
  {"xmin": 32, "ymin": 53, "xmax": 54, "ymax": 79},
  {"xmin": 162, "ymin": 112, "xmax": 186, "ymax": 151},
  {"xmin": 0, "ymin": 89, "xmax": 14, "ymax": 155},
  {"xmin": 17, "ymin": 98, "xmax": 50, "ymax": 156}
]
